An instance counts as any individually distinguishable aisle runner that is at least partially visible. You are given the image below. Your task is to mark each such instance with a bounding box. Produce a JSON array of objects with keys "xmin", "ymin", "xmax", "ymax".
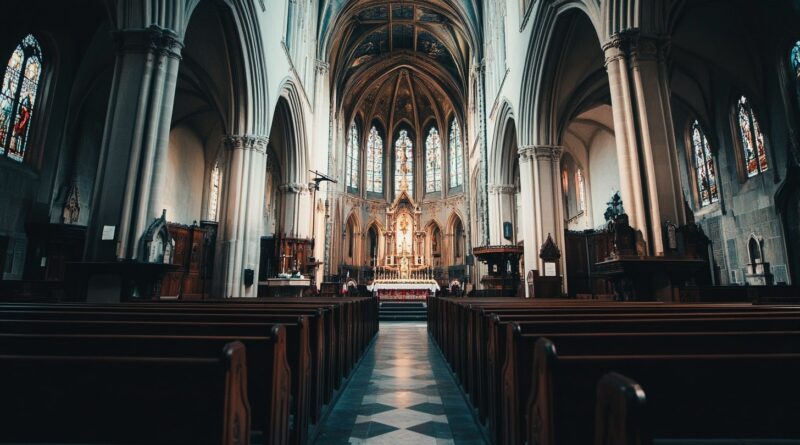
[{"xmin": 315, "ymin": 322, "xmax": 486, "ymax": 444}]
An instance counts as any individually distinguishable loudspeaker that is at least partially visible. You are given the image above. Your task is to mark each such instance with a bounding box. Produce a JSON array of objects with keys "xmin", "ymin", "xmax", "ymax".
[
  {"xmin": 466, "ymin": 254, "xmax": 474, "ymax": 265},
  {"xmin": 244, "ymin": 268, "xmax": 254, "ymax": 287},
  {"xmin": 503, "ymin": 222, "xmax": 513, "ymax": 241}
]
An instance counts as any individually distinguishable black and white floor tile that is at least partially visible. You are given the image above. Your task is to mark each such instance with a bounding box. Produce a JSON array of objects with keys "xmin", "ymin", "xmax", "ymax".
[{"xmin": 315, "ymin": 322, "xmax": 486, "ymax": 444}]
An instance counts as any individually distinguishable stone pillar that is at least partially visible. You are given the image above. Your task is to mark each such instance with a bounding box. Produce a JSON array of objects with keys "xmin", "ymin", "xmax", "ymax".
[
  {"xmin": 518, "ymin": 146, "xmax": 538, "ymax": 297},
  {"xmin": 518, "ymin": 146, "xmax": 567, "ymax": 295},
  {"xmin": 603, "ymin": 34, "xmax": 648, "ymax": 247},
  {"xmin": 218, "ymin": 135, "xmax": 269, "ymax": 298},
  {"xmin": 488, "ymin": 184, "xmax": 517, "ymax": 245},
  {"xmin": 629, "ymin": 34, "xmax": 686, "ymax": 252},
  {"xmin": 533, "ymin": 146, "xmax": 566, "ymax": 279},
  {"xmin": 280, "ymin": 182, "xmax": 312, "ymax": 238},
  {"xmin": 603, "ymin": 32, "xmax": 686, "ymax": 254},
  {"xmin": 86, "ymin": 26, "xmax": 183, "ymax": 261}
]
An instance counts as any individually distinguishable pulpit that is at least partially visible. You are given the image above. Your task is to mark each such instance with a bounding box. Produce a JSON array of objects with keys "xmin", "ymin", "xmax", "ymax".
[{"xmin": 473, "ymin": 245, "xmax": 523, "ymax": 297}]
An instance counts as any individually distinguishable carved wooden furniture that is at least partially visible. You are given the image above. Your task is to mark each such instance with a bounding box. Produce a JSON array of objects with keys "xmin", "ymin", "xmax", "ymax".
[{"xmin": 473, "ymin": 245, "xmax": 523, "ymax": 297}]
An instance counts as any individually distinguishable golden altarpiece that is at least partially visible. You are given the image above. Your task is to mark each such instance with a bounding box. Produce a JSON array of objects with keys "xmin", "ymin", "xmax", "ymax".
[{"xmin": 368, "ymin": 163, "xmax": 440, "ymax": 300}]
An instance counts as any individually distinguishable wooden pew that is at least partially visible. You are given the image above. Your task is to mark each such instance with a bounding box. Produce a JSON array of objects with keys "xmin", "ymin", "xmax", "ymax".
[
  {"xmin": 428, "ymin": 298, "xmax": 800, "ymax": 443},
  {"xmin": 0, "ymin": 341, "xmax": 250, "ymax": 445},
  {"xmin": 0, "ymin": 328, "xmax": 292, "ymax": 444},
  {"xmin": 530, "ymin": 338, "xmax": 800, "ymax": 445},
  {"xmin": 504, "ymin": 327, "xmax": 800, "ymax": 445},
  {"xmin": 0, "ymin": 315, "xmax": 312, "ymax": 445}
]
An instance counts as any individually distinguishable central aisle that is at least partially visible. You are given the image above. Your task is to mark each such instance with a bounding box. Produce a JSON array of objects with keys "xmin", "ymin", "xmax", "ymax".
[{"xmin": 315, "ymin": 322, "xmax": 487, "ymax": 444}]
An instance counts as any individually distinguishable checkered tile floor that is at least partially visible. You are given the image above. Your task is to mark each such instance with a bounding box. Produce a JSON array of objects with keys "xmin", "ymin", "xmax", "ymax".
[{"xmin": 314, "ymin": 322, "xmax": 486, "ymax": 444}]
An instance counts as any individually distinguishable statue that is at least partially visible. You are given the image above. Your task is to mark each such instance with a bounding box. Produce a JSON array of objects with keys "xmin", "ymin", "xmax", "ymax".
[{"xmin": 62, "ymin": 181, "xmax": 80, "ymax": 224}]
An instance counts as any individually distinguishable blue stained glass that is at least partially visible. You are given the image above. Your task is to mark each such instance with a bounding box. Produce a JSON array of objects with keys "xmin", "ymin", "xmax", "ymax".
[
  {"xmin": 791, "ymin": 41, "xmax": 800, "ymax": 72},
  {"xmin": 346, "ymin": 122, "xmax": 360, "ymax": 190},
  {"xmin": 394, "ymin": 129, "xmax": 413, "ymax": 197},
  {"xmin": 1, "ymin": 34, "xmax": 42, "ymax": 162},
  {"xmin": 449, "ymin": 119, "xmax": 463, "ymax": 188},
  {"xmin": 366, "ymin": 126, "xmax": 383, "ymax": 193},
  {"xmin": 425, "ymin": 127, "xmax": 442, "ymax": 193}
]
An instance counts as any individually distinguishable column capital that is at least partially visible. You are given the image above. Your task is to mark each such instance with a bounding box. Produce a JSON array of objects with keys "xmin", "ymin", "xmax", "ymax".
[
  {"xmin": 520, "ymin": 145, "xmax": 562, "ymax": 161},
  {"xmin": 224, "ymin": 135, "xmax": 269, "ymax": 154},
  {"xmin": 113, "ymin": 25, "xmax": 184, "ymax": 59},
  {"xmin": 315, "ymin": 59, "xmax": 330, "ymax": 74},
  {"xmin": 604, "ymin": 31, "xmax": 667, "ymax": 65},
  {"xmin": 280, "ymin": 182, "xmax": 310, "ymax": 194}
]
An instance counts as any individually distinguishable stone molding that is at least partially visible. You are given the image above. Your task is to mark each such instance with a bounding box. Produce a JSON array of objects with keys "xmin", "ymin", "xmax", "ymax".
[
  {"xmin": 113, "ymin": 25, "xmax": 184, "ymax": 59},
  {"xmin": 280, "ymin": 182, "xmax": 310, "ymax": 194},
  {"xmin": 224, "ymin": 135, "xmax": 269, "ymax": 154},
  {"xmin": 519, "ymin": 145, "xmax": 562, "ymax": 162},
  {"xmin": 603, "ymin": 31, "xmax": 667, "ymax": 66},
  {"xmin": 488, "ymin": 184, "xmax": 516, "ymax": 195}
]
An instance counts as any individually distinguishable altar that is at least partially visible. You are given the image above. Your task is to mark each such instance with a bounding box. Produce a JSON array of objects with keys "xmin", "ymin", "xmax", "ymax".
[
  {"xmin": 367, "ymin": 157, "xmax": 440, "ymax": 301},
  {"xmin": 367, "ymin": 278, "xmax": 440, "ymax": 300}
]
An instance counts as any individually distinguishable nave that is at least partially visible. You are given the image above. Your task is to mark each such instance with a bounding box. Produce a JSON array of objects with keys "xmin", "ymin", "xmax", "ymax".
[{"xmin": 315, "ymin": 322, "xmax": 486, "ymax": 444}]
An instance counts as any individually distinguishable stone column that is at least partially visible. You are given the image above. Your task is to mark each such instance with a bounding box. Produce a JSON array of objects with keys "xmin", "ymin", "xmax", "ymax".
[
  {"xmin": 488, "ymin": 184, "xmax": 517, "ymax": 245},
  {"xmin": 217, "ymin": 135, "xmax": 269, "ymax": 298},
  {"xmin": 533, "ymin": 146, "xmax": 565, "ymax": 277},
  {"xmin": 518, "ymin": 146, "xmax": 538, "ymax": 297},
  {"xmin": 603, "ymin": 33, "xmax": 648, "ymax": 246},
  {"xmin": 629, "ymin": 34, "xmax": 686, "ymax": 253},
  {"xmin": 603, "ymin": 32, "xmax": 686, "ymax": 255},
  {"xmin": 280, "ymin": 182, "xmax": 312, "ymax": 238},
  {"xmin": 86, "ymin": 26, "xmax": 183, "ymax": 261}
]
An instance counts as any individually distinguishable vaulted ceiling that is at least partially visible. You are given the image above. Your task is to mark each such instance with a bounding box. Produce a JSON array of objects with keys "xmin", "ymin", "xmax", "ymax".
[{"xmin": 323, "ymin": 1, "xmax": 478, "ymax": 129}]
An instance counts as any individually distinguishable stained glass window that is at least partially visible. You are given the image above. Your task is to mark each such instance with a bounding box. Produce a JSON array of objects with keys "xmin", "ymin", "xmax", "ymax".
[
  {"xmin": 366, "ymin": 126, "xmax": 383, "ymax": 194},
  {"xmin": 449, "ymin": 119, "xmax": 463, "ymax": 188},
  {"xmin": 394, "ymin": 129, "xmax": 413, "ymax": 197},
  {"xmin": 208, "ymin": 162, "xmax": 221, "ymax": 220},
  {"xmin": 1, "ymin": 34, "xmax": 42, "ymax": 162},
  {"xmin": 425, "ymin": 127, "xmax": 442, "ymax": 193},
  {"xmin": 690, "ymin": 120, "xmax": 719, "ymax": 206},
  {"xmin": 576, "ymin": 169, "xmax": 586, "ymax": 212},
  {"xmin": 345, "ymin": 122, "xmax": 360, "ymax": 190},
  {"xmin": 736, "ymin": 96, "xmax": 768, "ymax": 178},
  {"xmin": 791, "ymin": 41, "xmax": 800, "ymax": 73}
]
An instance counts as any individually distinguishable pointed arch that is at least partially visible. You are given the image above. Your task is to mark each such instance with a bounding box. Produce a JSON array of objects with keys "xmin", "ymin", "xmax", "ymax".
[
  {"xmin": 394, "ymin": 125, "xmax": 414, "ymax": 198},
  {"xmin": 345, "ymin": 212, "xmax": 362, "ymax": 265},
  {"xmin": 518, "ymin": 1, "xmax": 604, "ymax": 147},
  {"xmin": 365, "ymin": 121, "xmax": 385, "ymax": 195},
  {"xmin": 272, "ymin": 80, "xmax": 309, "ymax": 184},
  {"xmin": 365, "ymin": 219, "xmax": 384, "ymax": 267},
  {"xmin": 448, "ymin": 116, "xmax": 464, "ymax": 189},
  {"xmin": 425, "ymin": 124, "xmax": 442, "ymax": 194},
  {"xmin": 490, "ymin": 101, "xmax": 518, "ymax": 186},
  {"xmin": 447, "ymin": 211, "xmax": 466, "ymax": 265},
  {"xmin": 345, "ymin": 118, "xmax": 360, "ymax": 191}
]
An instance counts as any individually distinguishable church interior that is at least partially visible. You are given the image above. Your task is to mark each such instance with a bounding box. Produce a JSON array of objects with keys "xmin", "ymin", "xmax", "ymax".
[{"xmin": 1, "ymin": 0, "xmax": 800, "ymax": 444}]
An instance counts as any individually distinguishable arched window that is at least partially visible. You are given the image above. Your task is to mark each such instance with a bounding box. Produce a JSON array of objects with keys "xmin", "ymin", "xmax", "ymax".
[
  {"xmin": 366, "ymin": 126, "xmax": 383, "ymax": 194},
  {"xmin": 791, "ymin": 41, "xmax": 800, "ymax": 73},
  {"xmin": 576, "ymin": 169, "xmax": 586, "ymax": 212},
  {"xmin": 449, "ymin": 119, "xmax": 464, "ymax": 188},
  {"xmin": 345, "ymin": 121, "xmax": 360, "ymax": 190},
  {"xmin": 689, "ymin": 120, "xmax": 719, "ymax": 206},
  {"xmin": 208, "ymin": 162, "xmax": 221, "ymax": 221},
  {"xmin": 0, "ymin": 34, "xmax": 43, "ymax": 162},
  {"xmin": 736, "ymin": 96, "xmax": 768, "ymax": 178},
  {"xmin": 425, "ymin": 126, "xmax": 442, "ymax": 193},
  {"xmin": 394, "ymin": 129, "xmax": 413, "ymax": 197}
]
